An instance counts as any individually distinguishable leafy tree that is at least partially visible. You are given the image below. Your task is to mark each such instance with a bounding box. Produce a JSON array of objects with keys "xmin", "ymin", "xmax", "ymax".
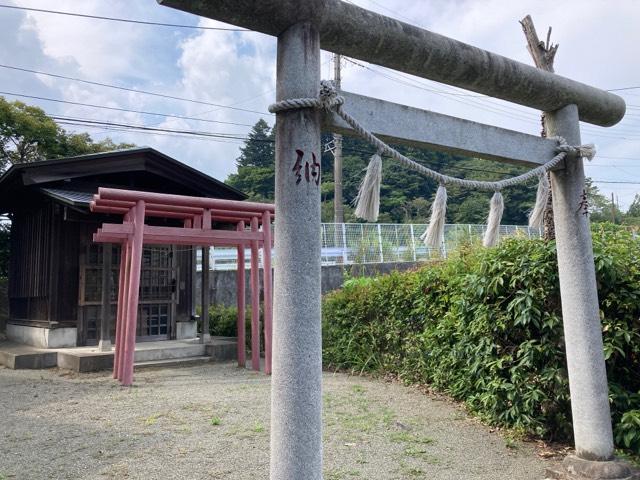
[
  {"xmin": 227, "ymin": 120, "xmax": 543, "ymax": 224},
  {"xmin": 0, "ymin": 98, "xmax": 59, "ymax": 168},
  {"xmin": 0, "ymin": 98, "xmax": 136, "ymax": 276},
  {"xmin": 226, "ymin": 166, "xmax": 276, "ymax": 202},
  {"xmin": 0, "ymin": 97, "xmax": 134, "ymax": 172},
  {"xmin": 585, "ymin": 179, "xmax": 623, "ymax": 224},
  {"xmin": 628, "ymin": 194, "xmax": 640, "ymax": 217},
  {"xmin": 54, "ymin": 133, "xmax": 135, "ymax": 159},
  {"xmin": 625, "ymin": 194, "xmax": 640, "ymax": 225}
]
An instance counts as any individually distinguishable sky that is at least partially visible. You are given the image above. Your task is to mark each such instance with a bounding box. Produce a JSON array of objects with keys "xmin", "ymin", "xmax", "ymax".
[{"xmin": 0, "ymin": 0, "xmax": 639, "ymax": 209}]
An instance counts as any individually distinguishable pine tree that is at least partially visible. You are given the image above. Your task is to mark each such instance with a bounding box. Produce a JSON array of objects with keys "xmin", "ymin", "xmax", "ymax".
[
  {"xmin": 227, "ymin": 119, "xmax": 276, "ymax": 201},
  {"xmin": 236, "ymin": 119, "xmax": 274, "ymax": 168}
]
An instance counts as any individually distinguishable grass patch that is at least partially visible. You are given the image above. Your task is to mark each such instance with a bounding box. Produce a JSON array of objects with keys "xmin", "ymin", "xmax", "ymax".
[
  {"xmin": 143, "ymin": 413, "xmax": 163, "ymax": 426},
  {"xmin": 389, "ymin": 431, "xmax": 434, "ymax": 445},
  {"xmin": 325, "ymin": 468, "xmax": 361, "ymax": 479}
]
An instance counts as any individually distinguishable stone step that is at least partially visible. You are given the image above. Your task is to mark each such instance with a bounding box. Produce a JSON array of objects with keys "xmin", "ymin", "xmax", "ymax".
[
  {"xmin": 205, "ymin": 340, "xmax": 237, "ymax": 362},
  {"xmin": 134, "ymin": 356, "xmax": 211, "ymax": 370},
  {"xmin": 0, "ymin": 349, "xmax": 57, "ymax": 369},
  {"xmin": 133, "ymin": 343, "xmax": 207, "ymax": 363}
]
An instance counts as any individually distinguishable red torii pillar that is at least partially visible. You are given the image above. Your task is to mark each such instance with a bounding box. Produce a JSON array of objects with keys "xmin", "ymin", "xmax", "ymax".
[{"xmin": 91, "ymin": 188, "xmax": 274, "ymax": 386}]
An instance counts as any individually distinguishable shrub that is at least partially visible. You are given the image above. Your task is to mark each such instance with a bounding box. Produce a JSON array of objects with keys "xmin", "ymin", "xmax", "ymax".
[
  {"xmin": 205, "ymin": 303, "xmax": 263, "ymax": 352},
  {"xmin": 322, "ymin": 224, "xmax": 640, "ymax": 452}
]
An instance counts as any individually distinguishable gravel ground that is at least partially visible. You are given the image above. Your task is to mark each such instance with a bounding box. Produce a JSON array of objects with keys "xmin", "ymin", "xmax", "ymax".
[{"xmin": 0, "ymin": 363, "xmax": 559, "ymax": 479}]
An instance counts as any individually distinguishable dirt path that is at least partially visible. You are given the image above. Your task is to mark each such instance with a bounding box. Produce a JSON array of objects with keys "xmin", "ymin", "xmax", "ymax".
[{"xmin": 0, "ymin": 363, "xmax": 558, "ymax": 479}]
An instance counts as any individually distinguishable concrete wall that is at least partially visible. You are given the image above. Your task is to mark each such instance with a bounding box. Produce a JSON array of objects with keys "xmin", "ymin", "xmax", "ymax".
[
  {"xmin": 197, "ymin": 261, "xmax": 422, "ymax": 307},
  {"xmin": 6, "ymin": 324, "xmax": 77, "ymax": 348}
]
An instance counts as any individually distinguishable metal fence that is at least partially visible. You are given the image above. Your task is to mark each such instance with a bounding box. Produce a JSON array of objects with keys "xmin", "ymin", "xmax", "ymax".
[{"xmin": 203, "ymin": 223, "xmax": 541, "ymax": 271}]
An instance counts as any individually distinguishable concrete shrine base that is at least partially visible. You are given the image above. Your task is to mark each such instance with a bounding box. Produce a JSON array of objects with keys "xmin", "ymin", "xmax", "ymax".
[
  {"xmin": 0, "ymin": 337, "xmax": 237, "ymax": 372},
  {"xmin": 546, "ymin": 455, "xmax": 640, "ymax": 480}
]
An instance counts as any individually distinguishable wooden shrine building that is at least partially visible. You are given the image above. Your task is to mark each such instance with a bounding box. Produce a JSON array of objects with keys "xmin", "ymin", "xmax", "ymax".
[{"xmin": 0, "ymin": 148, "xmax": 245, "ymax": 348}]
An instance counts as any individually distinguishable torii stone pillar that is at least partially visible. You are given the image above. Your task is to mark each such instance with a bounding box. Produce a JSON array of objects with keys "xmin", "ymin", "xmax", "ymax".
[
  {"xmin": 546, "ymin": 106, "xmax": 636, "ymax": 479},
  {"xmin": 271, "ymin": 21, "xmax": 323, "ymax": 479}
]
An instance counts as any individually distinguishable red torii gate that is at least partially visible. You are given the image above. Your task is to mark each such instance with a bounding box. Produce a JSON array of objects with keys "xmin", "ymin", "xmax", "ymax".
[{"xmin": 90, "ymin": 187, "xmax": 274, "ymax": 386}]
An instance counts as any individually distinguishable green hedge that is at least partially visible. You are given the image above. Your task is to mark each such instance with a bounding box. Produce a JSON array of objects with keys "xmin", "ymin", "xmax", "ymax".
[
  {"xmin": 204, "ymin": 304, "xmax": 263, "ymax": 352},
  {"xmin": 322, "ymin": 224, "xmax": 640, "ymax": 452}
]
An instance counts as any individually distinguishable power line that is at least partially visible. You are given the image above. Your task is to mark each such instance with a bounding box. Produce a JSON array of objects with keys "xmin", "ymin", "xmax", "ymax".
[
  {"xmin": 0, "ymin": 91, "xmax": 257, "ymax": 128},
  {"xmin": 361, "ymin": 0, "xmax": 420, "ymax": 27},
  {"xmin": 590, "ymin": 180, "xmax": 640, "ymax": 185},
  {"xmin": 3, "ymin": 59, "xmax": 636, "ymax": 141},
  {"xmin": 80, "ymin": 124, "xmax": 247, "ymax": 146},
  {"xmin": 0, "ymin": 64, "xmax": 272, "ymax": 116},
  {"xmin": 608, "ymin": 86, "xmax": 640, "ymax": 92},
  {"xmin": 50, "ymin": 115, "xmax": 250, "ymax": 140},
  {"xmin": 46, "ymin": 112, "xmax": 640, "ymax": 186},
  {"xmin": 589, "ymin": 164, "xmax": 640, "ymax": 168},
  {"xmin": 595, "ymin": 155, "xmax": 640, "ymax": 161},
  {"xmin": 345, "ymin": 58, "xmax": 640, "ymax": 139},
  {"xmin": 350, "ymin": 1, "xmax": 640, "ymax": 97},
  {"xmin": 22, "ymin": 91, "xmax": 637, "ymax": 165},
  {"xmin": 5, "ymin": 0, "xmax": 640, "ymax": 103},
  {"xmin": 44, "ymin": 111, "xmax": 522, "ymax": 178},
  {"xmin": 0, "ymin": 4, "xmax": 248, "ymax": 31}
]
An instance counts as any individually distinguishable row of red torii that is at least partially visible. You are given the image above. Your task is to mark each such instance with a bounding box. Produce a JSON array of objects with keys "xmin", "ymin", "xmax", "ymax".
[{"xmin": 91, "ymin": 187, "xmax": 274, "ymax": 386}]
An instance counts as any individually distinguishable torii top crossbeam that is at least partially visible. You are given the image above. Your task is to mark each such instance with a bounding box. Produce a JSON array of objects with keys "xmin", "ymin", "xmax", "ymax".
[{"xmin": 158, "ymin": 0, "xmax": 625, "ymax": 127}]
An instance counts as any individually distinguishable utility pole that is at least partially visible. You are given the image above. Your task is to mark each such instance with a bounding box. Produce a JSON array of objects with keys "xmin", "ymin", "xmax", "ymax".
[
  {"xmin": 611, "ymin": 192, "xmax": 617, "ymax": 223},
  {"xmin": 333, "ymin": 53, "xmax": 344, "ymax": 224}
]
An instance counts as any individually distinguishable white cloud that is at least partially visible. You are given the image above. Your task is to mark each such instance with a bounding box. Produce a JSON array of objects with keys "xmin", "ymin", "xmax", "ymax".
[
  {"xmin": 1, "ymin": 0, "xmax": 638, "ymax": 206},
  {"xmin": 20, "ymin": 1, "xmax": 147, "ymax": 81}
]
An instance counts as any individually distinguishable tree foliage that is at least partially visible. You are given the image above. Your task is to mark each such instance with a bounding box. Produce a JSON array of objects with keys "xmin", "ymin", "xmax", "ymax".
[
  {"xmin": 0, "ymin": 96, "xmax": 135, "ymax": 172},
  {"xmin": 586, "ymin": 178, "xmax": 624, "ymax": 224},
  {"xmin": 227, "ymin": 120, "xmax": 640, "ymax": 226},
  {"xmin": 235, "ymin": 118, "xmax": 274, "ymax": 168},
  {"xmin": 323, "ymin": 225, "xmax": 640, "ymax": 454},
  {"xmin": 0, "ymin": 97, "xmax": 137, "ymax": 277},
  {"xmin": 226, "ymin": 119, "xmax": 540, "ymax": 223}
]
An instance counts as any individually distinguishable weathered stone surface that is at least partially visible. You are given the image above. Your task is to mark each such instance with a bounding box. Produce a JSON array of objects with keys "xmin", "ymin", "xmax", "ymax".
[
  {"xmin": 548, "ymin": 106, "xmax": 614, "ymax": 460},
  {"xmin": 176, "ymin": 320, "xmax": 197, "ymax": 340},
  {"xmin": 270, "ymin": 21, "xmax": 323, "ymax": 480},
  {"xmin": 158, "ymin": 0, "xmax": 626, "ymax": 127},
  {"xmin": 325, "ymin": 91, "xmax": 560, "ymax": 166},
  {"xmin": 57, "ymin": 350, "xmax": 113, "ymax": 373},
  {"xmin": 546, "ymin": 455, "xmax": 640, "ymax": 480},
  {"xmin": 6, "ymin": 324, "xmax": 77, "ymax": 348},
  {"xmin": 0, "ymin": 349, "xmax": 57, "ymax": 369},
  {"xmin": 205, "ymin": 339, "xmax": 236, "ymax": 361}
]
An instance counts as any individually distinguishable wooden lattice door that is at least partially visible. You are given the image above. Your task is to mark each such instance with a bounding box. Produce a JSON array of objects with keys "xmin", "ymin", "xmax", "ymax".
[
  {"xmin": 78, "ymin": 239, "xmax": 177, "ymax": 345},
  {"xmin": 137, "ymin": 245, "xmax": 177, "ymax": 341}
]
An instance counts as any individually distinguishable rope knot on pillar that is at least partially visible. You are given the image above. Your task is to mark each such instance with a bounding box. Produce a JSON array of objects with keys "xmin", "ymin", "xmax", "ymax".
[
  {"xmin": 552, "ymin": 136, "xmax": 597, "ymax": 161},
  {"xmin": 268, "ymin": 80, "xmax": 344, "ymax": 113},
  {"xmin": 318, "ymin": 80, "xmax": 345, "ymax": 110}
]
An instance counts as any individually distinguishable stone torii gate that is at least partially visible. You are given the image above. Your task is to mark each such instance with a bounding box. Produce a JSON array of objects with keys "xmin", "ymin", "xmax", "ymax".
[{"xmin": 158, "ymin": 2, "xmax": 630, "ymax": 479}]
